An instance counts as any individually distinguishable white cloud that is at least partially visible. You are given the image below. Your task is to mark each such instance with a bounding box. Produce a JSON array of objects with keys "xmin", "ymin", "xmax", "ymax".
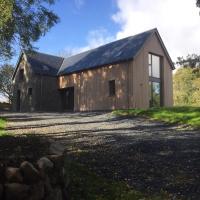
[
  {"xmin": 0, "ymin": 94, "xmax": 8, "ymax": 103},
  {"xmin": 112, "ymin": 0, "xmax": 200, "ymax": 61},
  {"xmin": 74, "ymin": 0, "xmax": 84, "ymax": 10},
  {"xmin": 61, "ymin": 28, "xmax": 114, "ymax": 57}
]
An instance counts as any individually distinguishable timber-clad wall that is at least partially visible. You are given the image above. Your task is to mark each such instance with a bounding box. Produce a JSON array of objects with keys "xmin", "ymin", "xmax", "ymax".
[
  {"xmin": 12, "ymin": 55, "xmax": 61, "ymax": 112},
  {"xmin": 132, "ymin": 33, "xmax": 173, "ymax": 108},
  {"xmin": 12, "ymin": 32, "xmax": 173, "ymax": 112},
  {"xmin": 59, "ymin": 61, "xmax": 133, "ymax": 111},
  {"xmin": 59, "ymin": 33, "xmax": 173, "ymax": 111}
]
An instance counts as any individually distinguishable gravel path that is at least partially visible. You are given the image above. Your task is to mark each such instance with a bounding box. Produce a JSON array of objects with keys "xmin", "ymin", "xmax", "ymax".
[{"xmin": 1, "ymin": 112, "xmax": 200, "ymax": 199}]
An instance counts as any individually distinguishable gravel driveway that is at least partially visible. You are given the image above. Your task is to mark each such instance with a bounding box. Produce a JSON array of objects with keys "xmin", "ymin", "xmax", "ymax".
[{"xmin": 1, "ymin": 112, "xmax": 200, "ymax": 199}]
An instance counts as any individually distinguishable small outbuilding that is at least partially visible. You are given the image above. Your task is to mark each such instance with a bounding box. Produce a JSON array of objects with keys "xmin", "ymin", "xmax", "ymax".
[{"xmin": 12, "ymin": 28, "xmax": 174, "ymax": 112}]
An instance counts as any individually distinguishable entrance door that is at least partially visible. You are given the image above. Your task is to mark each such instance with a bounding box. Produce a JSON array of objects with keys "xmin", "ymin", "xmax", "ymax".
[
  {"xmin": 16, "ymin": 90, "xmax": 21, "ymax": 111},
  {"xmin": 60, "ymin": 87, "xmax": 74, "ymax": 111}
]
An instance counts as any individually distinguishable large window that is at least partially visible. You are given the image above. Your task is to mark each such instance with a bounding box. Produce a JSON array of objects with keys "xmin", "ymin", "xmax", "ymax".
[{"xmin": 149, "ymin": 54, "xmax": 161, "ymax": 107}]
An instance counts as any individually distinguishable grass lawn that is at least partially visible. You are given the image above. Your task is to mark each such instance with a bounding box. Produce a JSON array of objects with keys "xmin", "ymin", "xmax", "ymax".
[
  {"xmin": 0, "ymin": 117, "xmax": 8, "ymax": 136},
  {"xmin": 64, "ymin": 159, "xmax": 171, "ymax": 200},
  {"xmin": 113, "ymin": 106, "xmax": 200, "ymax": 129}
]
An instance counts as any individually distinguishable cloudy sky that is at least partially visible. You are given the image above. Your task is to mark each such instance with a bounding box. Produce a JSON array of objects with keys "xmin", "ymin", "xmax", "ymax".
[
  {"xmin": 36, "ymin": 0, "xmax": 200, "ymax": 61},
  {"xmin": 1, "ymin": 0, "xmax": 200, "ymax": 101},
  {"xmin": 10, "ymin": 0, "xmax": 200, "ymax": 63}
]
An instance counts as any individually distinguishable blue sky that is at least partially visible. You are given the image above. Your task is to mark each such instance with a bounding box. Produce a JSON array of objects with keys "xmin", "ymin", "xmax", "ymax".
[
  {"xmin": 7, "ymin": 0, "xmax": 200, "ymax": 65},
  {"xmin": 12, "ymin": 0, "xmax": 120, "ymax": 63}
]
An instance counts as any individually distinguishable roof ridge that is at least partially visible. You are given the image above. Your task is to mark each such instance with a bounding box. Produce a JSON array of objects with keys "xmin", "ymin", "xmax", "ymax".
[
  {"xmin": 62, "ymin": 28, "xmax": 157, "ymax": 61},
  {"xmin": 26, "ymin": 50, "xmax": 65, "ymax": 60}
]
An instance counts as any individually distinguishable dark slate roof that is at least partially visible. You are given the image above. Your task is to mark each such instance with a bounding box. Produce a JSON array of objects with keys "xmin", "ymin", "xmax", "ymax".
[
  {"xmin": 26, "ymin": 51, "xmax": 64, "ymax": 76},
  {"xmin": 13, "ymin": 28, "xmax": 174, "ymax": 80},
  {"xmin": 58, "ymin": 29, "xmax": 156, "ymax": 75}
]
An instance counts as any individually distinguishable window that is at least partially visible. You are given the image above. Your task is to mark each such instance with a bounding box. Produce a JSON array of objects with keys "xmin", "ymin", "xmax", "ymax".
[
  {"xmin": 109, "ymin": 80, "xmax": 115, "ymax": 96},
  {"xmin": 148, "ymin": 54, "xmax": 161, "ymax": 107},
  {"xmin": 19, "ymin": 69, "xmax": 24, "ymax": 81},
  {"xmin": 149, "ymin": 54, "xmax": 160, "ymax": 79},
  {"xmin": 149, "ymin": 82, "xmax": 160, "ymax": 107},
  {"xmin": 28, "ymin": 88, "xmax": 32, "ymax": 96}
]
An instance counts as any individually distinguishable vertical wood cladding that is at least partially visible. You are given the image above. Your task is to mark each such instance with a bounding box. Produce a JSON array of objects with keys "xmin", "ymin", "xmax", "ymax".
[
  {"xmin": 59, "ymin": 61, "xmax": 132, "ymax": 111},
  {"xmin": 12, "ymin": 55, "xmax": 61, "ymax": 112},
  {"xmin": 59, "ymin": 33, "xmax": 173, "ymax": 111},
  {"xmin": 12, "ymin": 32, "xmax": 173, "ymax": 112}
]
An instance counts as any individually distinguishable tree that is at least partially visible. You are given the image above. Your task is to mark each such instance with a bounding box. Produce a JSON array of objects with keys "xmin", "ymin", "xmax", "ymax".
[
  {"xmin": 0, "ymin": 0, "xmax": 59, "ymax": 60},
  {"xmin": 173, "ymin": 66, "xmax": 200, "ymax": 106},
  {"xmin": 176, "ymin": 54, "xmax": 200, "ymax": 68},
  {"xmin": 173, "ymin": 67, "xmax": 195, "ymax": 105},
  {"xmin": 0, "ymin": 64, "xmax": 15, "ymax": 103},
  {"xmin": 197, "ymin": 0, "xmax": 200, "ymax": 7}
]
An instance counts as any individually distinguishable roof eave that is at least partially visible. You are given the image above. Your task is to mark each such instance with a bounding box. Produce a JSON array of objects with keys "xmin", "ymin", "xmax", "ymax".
[{"xmin": 154, "ymin": 30, "xmax": 175, "ymax": 70}]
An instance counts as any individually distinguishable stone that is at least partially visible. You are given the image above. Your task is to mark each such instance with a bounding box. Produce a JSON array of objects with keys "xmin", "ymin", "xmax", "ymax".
[
  {"xmin": 47, "ymin": 155, "xmax": 64, "ymax": 169},
  {"xmin": 37, "ymin": 157, "xmax": 54, "ymax": 171},
  {"xmin": 5, "ymin": 167, "xmax": 23, "ymax": 183},
  {"xmin": 29, "ymin": 181, "xmax": 45, "ymax": 200},
  {"xmin": 46, "ymin": 187, "xmax": 63, "ymax": 200},
  {"xmin": 20, "ymin": 161, "xmax": 41, "ymax": 184},
  {"xmin": 49, "ymin": 141, "xmax": 65, "ymax": 155},
  {"xmin": 62, "ymin": 167, "xmax": 70, "ymax": 188},
  {"xmin": 0, "ymin": 184, "xmax": 3, "ymax": 200},
  {"xmin": 44, "ymin": 175, "xmax": 53, "ymax": 194},
  {"xmin": 4, "ymin": 183, "xmax": 30, "ymax": 200},
  {"xmin": 0, "ymin": 165, "xmax": 5, "ymax": 183}
]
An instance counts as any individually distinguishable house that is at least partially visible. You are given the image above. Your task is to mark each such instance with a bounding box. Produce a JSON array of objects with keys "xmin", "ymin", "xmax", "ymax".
[{"xmin": 12, "ymin": 28, "xmax": 174, "ymax": 112}]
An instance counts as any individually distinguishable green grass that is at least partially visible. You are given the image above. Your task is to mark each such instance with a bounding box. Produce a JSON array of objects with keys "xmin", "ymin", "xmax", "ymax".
[
  {"xmin": 0, "ymin": 117, "xmax": 8, "ymax": 136},
  {"xmin": 64, "ymin": 159, "xmax": 171, "ymax": 200},
  {"xmin": 113, "ymin": 107, "xmax": 200, "ymax": 129}
]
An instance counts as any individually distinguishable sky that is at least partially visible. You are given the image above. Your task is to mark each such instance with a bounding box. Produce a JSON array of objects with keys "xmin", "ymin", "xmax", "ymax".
[
  {"xmin": 9, "ymin": 0, "xmax": 200, "ymax": 63},
  {"xmin": 1, "ymin": 0, "xmax": 200, "ymax": 102}
]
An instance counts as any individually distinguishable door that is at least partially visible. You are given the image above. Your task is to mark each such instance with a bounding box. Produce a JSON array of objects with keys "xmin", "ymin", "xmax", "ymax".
[
  {"xmin": 60, "ymin": 87, "xmax": 74, "ymax": 111},
  {"xmin": 16, "ymin": 90, "xmax": 21, "ymax": 111}
]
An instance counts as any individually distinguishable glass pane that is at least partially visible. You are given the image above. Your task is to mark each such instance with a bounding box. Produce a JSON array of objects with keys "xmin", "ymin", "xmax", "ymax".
[
  {"xmin": 152, "ymin": 55, "xmax": 160, "ymax": 78},
  {"xmin": 148, "ymin": 54, "xmax": 151, "ymax": 65},
  {"xmin": 149, "ymin": 81, "xmax": 152, "ymax": 107},
  {"xmin": 149, "ymin": 65, "xmax": 151, "ymax": 76},
  {"xmin": 152, "ymin": 82, "xmax": 160, "ymax": 107}
]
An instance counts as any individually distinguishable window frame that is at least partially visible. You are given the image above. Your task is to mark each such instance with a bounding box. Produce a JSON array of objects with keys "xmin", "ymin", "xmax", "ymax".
[{"xmin": 148, "ymin": 53, "xmax": 163, "ymax": 107}]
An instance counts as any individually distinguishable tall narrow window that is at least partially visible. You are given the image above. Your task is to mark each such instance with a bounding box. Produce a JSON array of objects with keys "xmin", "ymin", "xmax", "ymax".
[
  {"xmin": 148, "ymin": 54, "xmax": 161, "ymax": 107},
  {"xmin": 19, "ymin": 69, "xmax": 24, "ymax": 81},
  {"xmin": 109, "ymin": 80, "xmax": 115, "ymax": 96},
  {"xmin": 28, "ymin": 88, "xmax": 32, "ymax": 96}
]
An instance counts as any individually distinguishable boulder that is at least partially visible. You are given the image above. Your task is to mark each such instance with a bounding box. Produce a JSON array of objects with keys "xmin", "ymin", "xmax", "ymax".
[
  {"xmin": 0, "ymin": 165, "xmax": 5, "ymax": 183},
  {"xmin": 0, "ymin": 184, "xmax": 3, "ymax": 200},
  {"xmin": 37, "ymin": 157, "xmax": 54, "ymax": 172},
  {"xmin": 4, "ymin": 183, "xmax": 30, "ymax": 200},
  {"xmin": 44, "ymin": 175, "xmax": 53, "ymax": 194},
  {"xmin": 45, "ymin": 187, "xmax": 63, "ymax": 200},
  {"xmin": 20, "ymin": 161, "xmax": 41, "ymax": 184},
  {"xmin": 47, "ymin": 155, "xmax": 64, "ymax": 169},
  {"xmin": 49, "ymin": 141, "xmax": 65, "ymax": 155},
  {"xmin": 29, "ymin": 181, "xmax": 45, "ymax": 200},
  {"xmin": 5, "ymin": 167, "xmax": 23, "ymax": 183}
]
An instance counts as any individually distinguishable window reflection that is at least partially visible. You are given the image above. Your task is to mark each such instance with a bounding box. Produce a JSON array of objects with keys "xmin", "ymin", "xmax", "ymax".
[
  {"xmin": 152, "ymin": 55, "xmax": 160, "ymax": 78},
  {"xmin": 148, "ymin": 54, "xmax": 161, "ymax": 107}
]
